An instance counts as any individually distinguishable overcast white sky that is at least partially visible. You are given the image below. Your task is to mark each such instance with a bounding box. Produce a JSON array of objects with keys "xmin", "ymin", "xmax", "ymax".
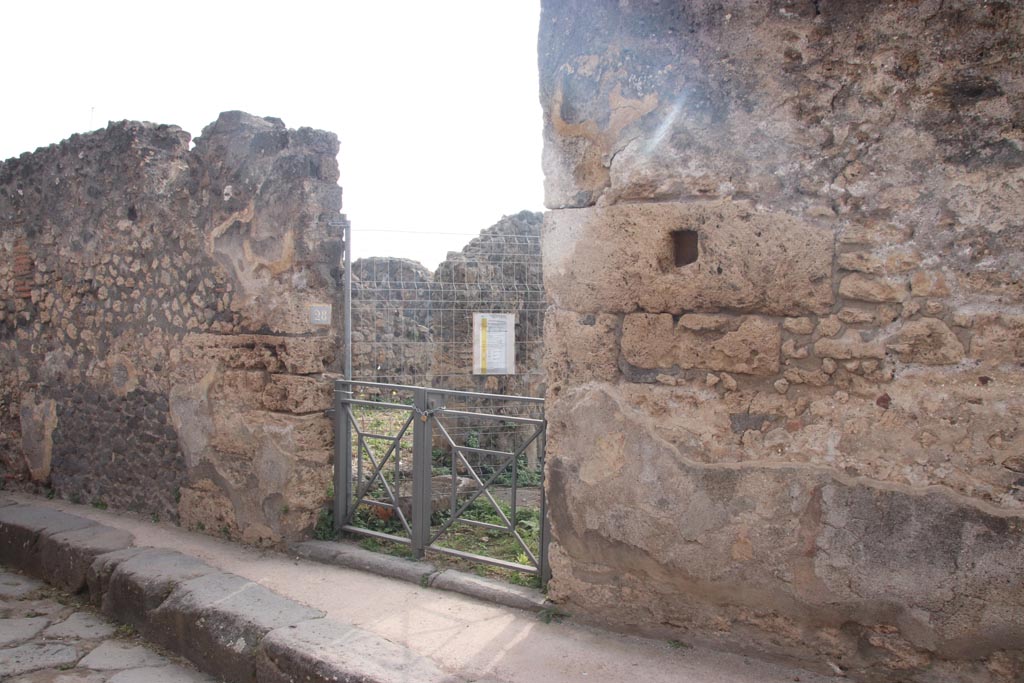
[{"xmin": 3, "ymin": 1, "xmax": 544, "ymax": 270}]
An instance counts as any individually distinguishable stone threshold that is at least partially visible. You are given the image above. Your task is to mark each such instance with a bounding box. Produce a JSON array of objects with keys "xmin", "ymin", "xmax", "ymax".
[
  {"xmin": 0, "ymin": 498, "xmax": 479, "ymax": 683},
  {"xmin": 291, "ymin": 539, "xmax": 549, "ymax": 613}
]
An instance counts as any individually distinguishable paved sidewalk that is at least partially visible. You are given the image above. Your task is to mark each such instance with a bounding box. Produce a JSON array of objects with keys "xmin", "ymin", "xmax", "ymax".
[
  {"xmin": 1, "ymin": 492, "xmax": 843, "ymax": 683},
  {"xmin": 0, "ymin": 565, "xmax": 213, "ymax": 682}
]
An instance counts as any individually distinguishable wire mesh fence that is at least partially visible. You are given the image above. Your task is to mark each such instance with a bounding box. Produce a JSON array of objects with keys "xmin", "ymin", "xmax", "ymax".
[{"xmin": 349, "ymin": 211, "xmax": 545, "ymax": 398}]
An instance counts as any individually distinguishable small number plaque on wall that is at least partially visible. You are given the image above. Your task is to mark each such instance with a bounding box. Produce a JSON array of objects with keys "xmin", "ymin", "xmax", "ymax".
[{"xmin": 308, "ymin": 304, "xmax": 332, "ymax": 326}]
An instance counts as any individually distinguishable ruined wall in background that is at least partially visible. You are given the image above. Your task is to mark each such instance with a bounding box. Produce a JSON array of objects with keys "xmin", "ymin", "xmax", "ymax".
[
  {"xmin": 431, "ymin": 210, "xmax": 545, "ymax": 397},
  {"xmin": 0, "ymin": 112, "xmax": 342, "ymax": 545},
  {"xmin": 539, "ymin": 1, "xmax": 1023, "ymax": 681},
  {"xmin": 349, "ymin": 211, "xmax": 546, "ymax": 397},
  {"xmin": 350, "ymin": 257, "xmax": 433, "ymax": 384}
]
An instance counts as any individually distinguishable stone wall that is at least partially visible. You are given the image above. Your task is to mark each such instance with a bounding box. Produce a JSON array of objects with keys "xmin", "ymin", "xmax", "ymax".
[
  {"xmin": 350, "ymin": 257, "xmax": 433, "ymax": 384},
  {"xmin": 0, "ymin": 112, "xmax": 342, "ymax": 545},
  {"xmin": 539, "ymin": 2, "xmax": 1023, "ymax": 681}
]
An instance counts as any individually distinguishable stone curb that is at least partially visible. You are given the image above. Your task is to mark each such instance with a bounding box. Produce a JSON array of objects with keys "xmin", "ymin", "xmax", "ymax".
[
  {"xmin": 428, "ymin": 569, "xmax": 547, "ymax": 612},
  {"xmin": 257, "ymin": 618, "xmax": 463, "ymax": 683},
  {"xmin": 294, "ymin": 539, "xmax": 437, "ymax": 584},
  {"xmin": 0, "ymin": 504, "xmax": 111, "ymax": 581},
  {"xmin": 292, "ymin": 540, "xmax": 549, "ymax": 613},
  {"xmin": 0, "ymin": 500, "xmax": 463, "ymax": 683}
]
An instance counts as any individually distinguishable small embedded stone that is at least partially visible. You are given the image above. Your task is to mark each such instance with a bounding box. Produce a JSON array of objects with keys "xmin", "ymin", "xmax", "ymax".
[
  {"xmin": 839, "ymin": 221, "xmax": 914, "ymax": 246},
  {"xmin": 678, "ymin": 313, "xmax": 732, "ymax": 331},
  {"xmin": 887, "ymin": 318, "xmax": 965, "ymax": 365},
  {"xmin": 815, "ymin": 315, "xmax": 842, "ymax": 338},
  {"xmin": 839, "ymin": 274, "xmax": 909, "ymax": 303},
  {"xmin": 774, "ymin": 378, "xmax": 790, "ymax": 394},
  {"xmin": 783, "ymin": 317, "xmax": 815, "ymax": 335},
  {"xmin": 877, "ymin": 305, "xmax": 900, "ymax": 325},
  {"xmin": 814, "ymin": 331, "xmax": 885, "ymax": 359},
  {"xmin": 837, "ymin": 248, "xmax": 919, "ymax": 275},
  {"xmin": 911, "ymin": 271, "xmax": 951, "ymax": 298},
  {"xmin": 782, "ymin": 339, "xmax": 808, "ymax": 359}
]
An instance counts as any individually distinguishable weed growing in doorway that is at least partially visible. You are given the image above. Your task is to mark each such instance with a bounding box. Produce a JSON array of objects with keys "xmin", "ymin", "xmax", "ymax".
[{"xmin": 313, "ymin": 508, "xmax": 335, "ymax": 540}]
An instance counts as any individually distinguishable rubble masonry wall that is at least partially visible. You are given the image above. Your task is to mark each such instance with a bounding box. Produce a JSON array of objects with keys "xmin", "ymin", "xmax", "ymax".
[{"xmin": 0, "ymin": 111, "xmax": 342, "ymax": 545}]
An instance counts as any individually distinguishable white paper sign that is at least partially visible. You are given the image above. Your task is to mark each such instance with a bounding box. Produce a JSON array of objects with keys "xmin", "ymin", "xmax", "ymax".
[{"xmin": 472, "ymin": 313, "xmax": 515, "ymax": 375}]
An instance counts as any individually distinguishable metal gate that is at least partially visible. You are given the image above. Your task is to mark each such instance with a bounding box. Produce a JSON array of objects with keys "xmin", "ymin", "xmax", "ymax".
[{"xmin": 332, "ymin": 379, "xmax": 549, "ymax": 584}]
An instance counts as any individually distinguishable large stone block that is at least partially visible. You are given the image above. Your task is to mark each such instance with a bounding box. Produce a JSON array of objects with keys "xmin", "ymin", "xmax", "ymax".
[
  {"xmin": 620, "ymin": 313, "xmax": 675, "ymax": 369},
  {"xmin": 39, "ymin": 524, "xmax": 134, "ymax": 594},
  {"xmin": 261, "ymin": 375, "xmax": 332, "ymax": 414},
  {"xmin": 101, "ymin": 549, "xmax": 220, "ymax": 631},
  {"xmin": 543, "ymin": 202, "xmax": 833, "ymax": 315},
  {"xmin": 86, "ymin": 547, "xmax": 147, "ymax": 607},
  {"xmin": 148, "ymin": 572, "xmax": 323, "ymax": 683},
  {"xmin": 543, "ymin": 310, "xmax": 620, "ymax": 386},
  {"xmin": 0, "ymin": 504, "xmax": 96, "ymax": 577},
  {"xmin": 256, "ymin": 618, "xmax": 455, "ymax": 683},
  {"xmin": 621, "ymin": 313, "xmax": 781, "ymax": 376},
  {"xmin": 544, "ymin": 383, "xmax": 1024, "ymax": 676}
]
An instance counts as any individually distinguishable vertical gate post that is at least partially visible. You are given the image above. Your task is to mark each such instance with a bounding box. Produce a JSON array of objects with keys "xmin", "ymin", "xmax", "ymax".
[
  {"xmin": 333, "ymin": 380, "xmax": 353, "ymax": 533},
  {"xmin": 334, "ymin": 216, "xmax": 353, "ymax": 535},
  {"xmin": 538, "ymin": 418, "xmax": 551, "ymax": 587},
  {"xmin": 410, "ymin": 387, "xmax": 433, "ymax": 559}
]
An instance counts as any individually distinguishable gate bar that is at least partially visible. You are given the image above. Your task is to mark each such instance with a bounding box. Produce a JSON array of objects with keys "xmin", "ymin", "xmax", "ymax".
[
  {"xmin": 334, "ymin": 216, "xmax": 353, "ymax": 534},
  {"xmin": 410, "ymin": 387, "xmax": 432, "ymax": 558}
]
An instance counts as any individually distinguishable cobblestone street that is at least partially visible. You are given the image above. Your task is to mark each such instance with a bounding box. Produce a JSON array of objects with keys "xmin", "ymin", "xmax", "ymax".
[{"xmin": 0, "ymin": 566, "xmax": 213, "ymax": 682}]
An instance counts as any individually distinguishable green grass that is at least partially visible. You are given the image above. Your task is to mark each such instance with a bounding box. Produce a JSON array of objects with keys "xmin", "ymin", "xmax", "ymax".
[
  {"xmin": 313, "ymin": 508, "xmax": 335, "ymax": 540},
  {"xmin": 358, "ymin": 537, "xmax": 413, "ymax": 558},
  {"xmin": 537, "ymin": 606, "xmax": 569, "ymax": 624}
]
